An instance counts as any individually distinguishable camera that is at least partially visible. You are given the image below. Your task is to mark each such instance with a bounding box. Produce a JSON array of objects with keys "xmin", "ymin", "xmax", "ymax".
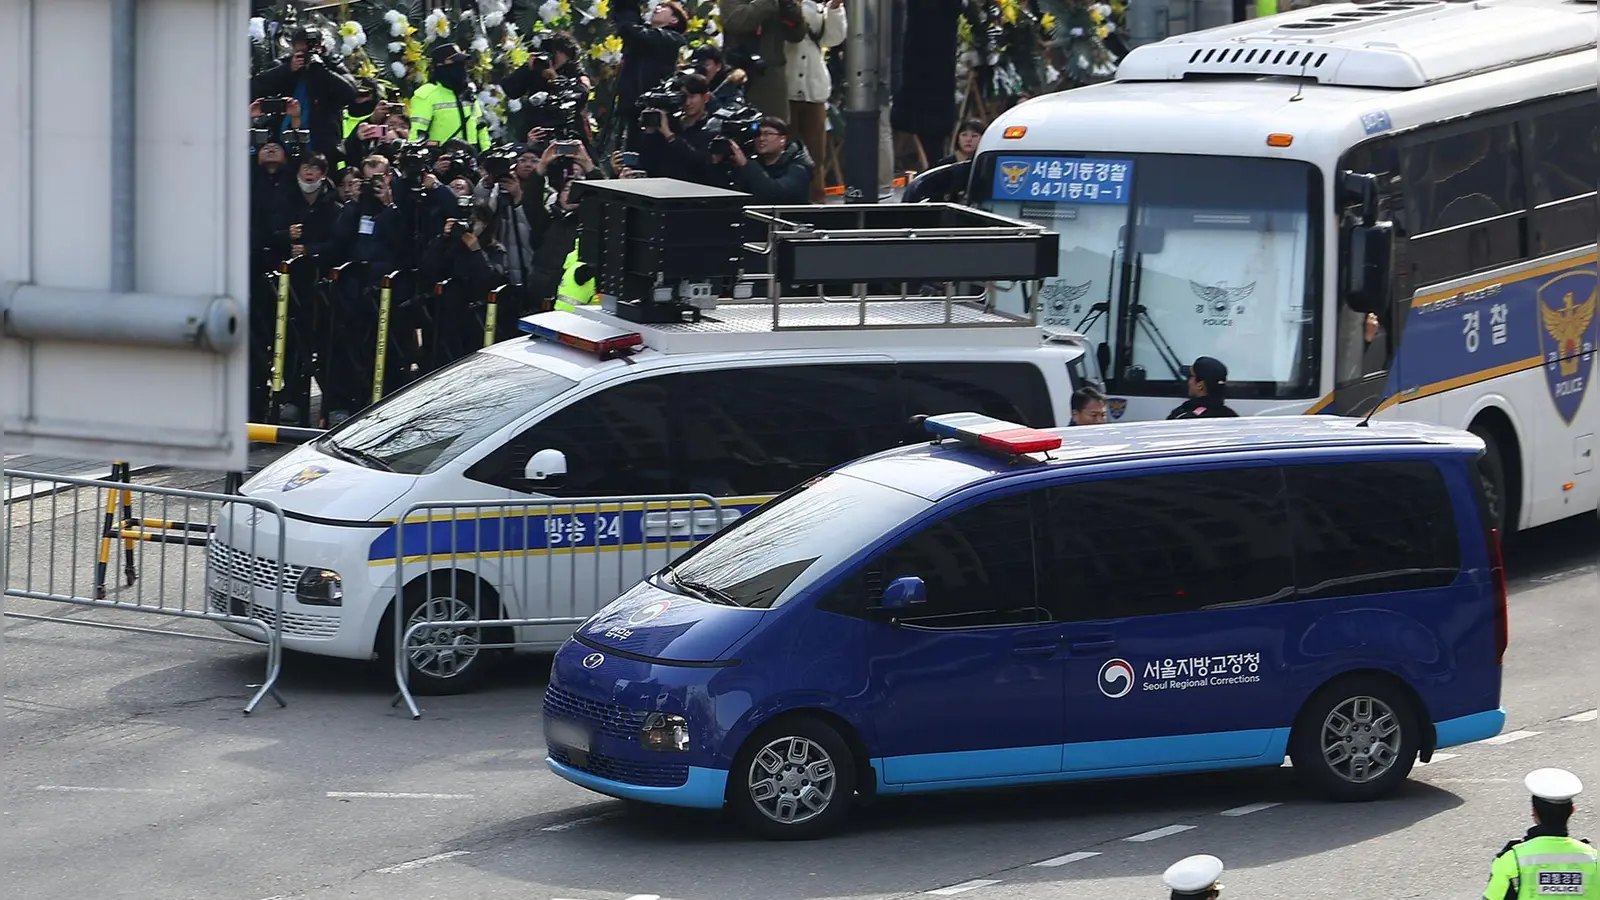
[
  {"xmin": 705, "ymin": 104, "xmax": 763, "ymax": 157},
  {"xmin": 481, "ymin": 144, "xmax": 522, "ymax": 181},
  {"xmin": 359, "ymin": 175, "xmax": 384, "ymax": 204},
  {"xmin": 723, "ymin": 47, "xmax": 768, "ymax": 77},
  {"xmin": 637, "ymin": 73, "xmax": 686, "ymax": 131},
  {"xmin": 526, "ymin": 76, "xmax": 588, "ymax": 141},
  {"xmin": 259, "ymin": 96, "xmax": 289, "ymax": 116}
]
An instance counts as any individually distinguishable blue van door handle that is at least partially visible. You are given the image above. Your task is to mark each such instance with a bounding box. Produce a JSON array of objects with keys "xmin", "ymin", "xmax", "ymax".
[
  {"xmin": 1069, "ymin": 638, "xmax": 1116, "ymax": 653},
  {"xmin": 1012, "ymin": 642, "xmax": 1061, "ymax": 657}
]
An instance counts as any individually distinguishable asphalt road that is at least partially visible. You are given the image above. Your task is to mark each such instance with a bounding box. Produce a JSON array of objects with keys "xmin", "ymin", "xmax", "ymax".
[{"xmin": 3, "ymin": 473, "xmax": 1595, "ymax": 900}]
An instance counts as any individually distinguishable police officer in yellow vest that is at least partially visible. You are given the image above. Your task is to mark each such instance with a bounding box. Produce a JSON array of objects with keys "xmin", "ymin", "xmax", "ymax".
[
  {"xmin": 1485, "ymin": 768, "xmax": 1598, "ymax": 900},
  {"xmin": 554, "ymin": 245, "xmax": 596, "ymax": 312},
  {"xmin": 410, "ymin": 43, "xmax": 491, "ymax": 151}
]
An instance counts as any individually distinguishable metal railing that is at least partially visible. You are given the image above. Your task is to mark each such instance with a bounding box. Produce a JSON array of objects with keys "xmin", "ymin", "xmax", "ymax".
[
  {"xmin": 389, "ymin": 493, "xmax": 727, "ymax": 718},
  {"xmin": 2, "ymin": 469, "xmax": 290, "ymax": 714}
]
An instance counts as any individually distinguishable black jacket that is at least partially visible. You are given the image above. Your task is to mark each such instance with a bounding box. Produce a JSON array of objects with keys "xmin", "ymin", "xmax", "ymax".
[
  {"xmin": 274, "ymin": 181, "xmax": 344, "ymax": 262},
  {"xmin": 334, "ymin": 200, "xmax": 408, "ymax": 280},
  {"xmin": 251, "ymin": 165, "xmax": 297, "ymax": 260},
  {"xmin": 1166, "ymin": 397, "xmax": 1239, "ymax": 420},
  {"xmin": 529, "ymin": 203, "xmax": 582, "ymax": 307},
  {"xmin": 637, "ymin": 117, "xmax": 720, "ymax": 186},
  {"xmin": 613, "ymin": 0, "xmax": 688, "ymax": 115},
  {"xmin": 250, "ymin": 55, "xmax": 359, "ymax": 163},
  {"xmin": 732, "ymin": 140, "xmax": 816, "ymax": 204}
]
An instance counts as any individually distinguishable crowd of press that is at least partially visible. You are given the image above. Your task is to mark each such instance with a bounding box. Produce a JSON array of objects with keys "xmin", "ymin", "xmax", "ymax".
[{"xmin": 248, "ymin": 0, "xmax": 987, "ymax": 427}]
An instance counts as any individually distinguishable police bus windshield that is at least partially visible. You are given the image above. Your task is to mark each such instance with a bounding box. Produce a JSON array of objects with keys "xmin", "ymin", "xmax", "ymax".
[{"xmin": 977, "ymin": 152, "xmax": 1323, "ymax": 401}]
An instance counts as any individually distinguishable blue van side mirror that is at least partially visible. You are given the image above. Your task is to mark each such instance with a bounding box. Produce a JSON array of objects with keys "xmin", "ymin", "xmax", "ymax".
[{"xmin": 881, "ymin": 576, "xmax": 927, "ymax": 610}]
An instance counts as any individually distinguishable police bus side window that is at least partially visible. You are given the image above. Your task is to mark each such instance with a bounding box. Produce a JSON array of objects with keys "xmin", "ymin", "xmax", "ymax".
[
  {"xmin": 1402, "ymin": 119, "xmax": 1528, "ymax": 286},
  {"xmin": 1283, "ymin": 460, "xmax": 1462, "ymax": 600},
  {"xmin": 897, "ymin": 363, "xmax": 1055, "ymax": 434},
  {"xmin": 463, "ymin": 378, "xmax": 673, "ymax": 496},
  {"xmin": 1520, "ymin": 95, "xmax": 1599, "ymax": 255},
  {"xmin": 670, "ymin": 364, "xmax": 901, "ymax": 497},
  {"xmin": 1043, "ymin": 468, "xmax": 1295, "ymax": 621}
]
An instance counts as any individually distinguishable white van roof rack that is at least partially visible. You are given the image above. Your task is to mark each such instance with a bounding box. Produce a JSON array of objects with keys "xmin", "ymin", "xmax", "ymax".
[{"xmin": 1113, "ymin": 0, "xmax": 1598, "ymax": 89}]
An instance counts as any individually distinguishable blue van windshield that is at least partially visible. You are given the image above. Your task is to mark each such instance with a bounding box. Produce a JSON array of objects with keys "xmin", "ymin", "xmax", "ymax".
[{"xmin": 660, "ymin": 473, "xmax": 930, "ymax": 609}]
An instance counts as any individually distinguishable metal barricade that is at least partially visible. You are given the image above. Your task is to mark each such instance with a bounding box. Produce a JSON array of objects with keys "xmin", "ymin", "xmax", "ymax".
[
  {"xmin": 389, "ymin": 493, "xmax": 727, "ymax": 719},
  {"xmin": 3, "ymin": 469, "xmax": 291, "ymax": 714}
]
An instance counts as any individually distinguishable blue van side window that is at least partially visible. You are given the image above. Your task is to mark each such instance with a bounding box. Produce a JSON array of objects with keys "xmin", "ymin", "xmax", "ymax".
[
  {"xmin": 1284, "ymin": 461, "xmax": 1462, "ymax": 599},
  {"xmin": 821, "ymin": 492, "xmax": 1044, "ymax": 628},
  {"xmin": 1045, "ymin": 468, "xmax": 1295, "ymax": 621}
]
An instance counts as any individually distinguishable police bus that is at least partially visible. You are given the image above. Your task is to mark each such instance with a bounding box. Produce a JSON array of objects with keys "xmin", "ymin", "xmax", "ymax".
[{"xmin": 970, "ymin": 0, "xmax": 1599, "ymax": 533}]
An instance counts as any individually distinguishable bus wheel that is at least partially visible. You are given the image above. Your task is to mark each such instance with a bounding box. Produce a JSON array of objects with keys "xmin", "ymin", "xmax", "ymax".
[
  {"xmin": 1472, "ymin": 426, "xmax": 1508, "ymax": 533},
  {"xmin": 1289, "ymin": 675, "xmax": 1418, "ymax": 802}
]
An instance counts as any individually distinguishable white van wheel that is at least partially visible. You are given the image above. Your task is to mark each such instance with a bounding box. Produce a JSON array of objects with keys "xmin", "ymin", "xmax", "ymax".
[{"xmin": 387, "ymin": 575, "xmax": 499, "ymax": 696}]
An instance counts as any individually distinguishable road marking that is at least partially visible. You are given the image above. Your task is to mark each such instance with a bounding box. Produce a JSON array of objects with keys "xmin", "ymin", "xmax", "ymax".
[
  {"xmin": 1416, "ymin": 753, "xmax": 1459, "ymax": 767},
  {"xmin": 1562, "ymin": 710, "xmax": 1597, "ymax": 723},
  {"xmin": 327, "ymin": 791, "xmax": 476, "ymax": 800},
  {"xmin": 541, "ymin": 812, "xmax": 622, "ymax": 832},
  {"xmin": 1033, "ymin": 851, "xmax": 1101, "ymax": 867},
  {"xmin": 377, "ymin": 851, "xmax": 471, "ymax": 874},
  {"xmin": 927, "ymin": 879, "xmax": 1002, "ymax": 895},
  {"xmin": 1124, "ymin": 824, "xmax": 1196, "ymax": 842},
  {"xmin": 623, "ymin": 896, "xmax": 663, "ymax": 900},
  {"xmin": 1430, "ymin": 777, "xmax": 1515, "ymax": 784},
  {"xmin": 1219, "ymin": 802, "xmax": 1280, "ymax": 817},
  {"xmin": 35, "ymin": 785, "xmax": 172, "ymax": 794},
  {"xmin": 1479, "ymin": 730, "xmax": 1541, "ymax": 745}
]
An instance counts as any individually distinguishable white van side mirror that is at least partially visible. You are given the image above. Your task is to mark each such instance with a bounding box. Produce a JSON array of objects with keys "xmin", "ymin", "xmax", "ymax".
[{"xmin": 524, "ymin": 448, "xmax": 568, "ymax": 482}]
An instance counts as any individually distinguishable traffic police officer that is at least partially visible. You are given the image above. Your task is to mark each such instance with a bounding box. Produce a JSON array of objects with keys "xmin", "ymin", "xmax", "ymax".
[
  {"xmin": 1163, "ymin": 854, "xmax": 1225, "ymax": 900},
  {"xmin": 1167, "ymin": 356, "xmax": 1238, "ymax": 420},
  {"xmin": 1484, "ymin": 768, "xmax": 1597, "ymax": 900}
]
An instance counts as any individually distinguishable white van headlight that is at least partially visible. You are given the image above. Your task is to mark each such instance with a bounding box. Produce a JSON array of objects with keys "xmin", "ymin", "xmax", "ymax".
[
  {"xmin": 640, "ymin": 713, "xmax": 690, "ymax": 752},
  {"xmin": 296, "ymin": 568, "xmax": 343, "ymax": 606}
]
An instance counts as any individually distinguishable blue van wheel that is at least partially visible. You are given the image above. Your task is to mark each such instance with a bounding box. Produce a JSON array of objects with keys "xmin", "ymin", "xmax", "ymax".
[
  {"xmin": 1288, "ymin": 675, "xmax": 1419, "ymax": 801},
  {"xmin": 728, "ymin": 715, "xmax": 858, "ymax": 840}
]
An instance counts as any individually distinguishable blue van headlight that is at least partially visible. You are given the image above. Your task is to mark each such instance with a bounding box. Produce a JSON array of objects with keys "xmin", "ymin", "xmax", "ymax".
[{"xmin": 640, "ymin": 712, "xmax": 690, "ymax": 752}]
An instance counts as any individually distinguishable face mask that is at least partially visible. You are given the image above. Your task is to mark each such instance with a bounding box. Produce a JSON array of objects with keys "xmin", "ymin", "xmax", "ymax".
[
  {"xmin": 436, "ymin": 63, "xmax": 467, "ymax": 91},
  {"xmin": 349, "ymin": 98, "xmax": 377, "ymax": 117},
  {"xmin": 297, "ymin": 178, "xmax": 321, "ymax": 195}
]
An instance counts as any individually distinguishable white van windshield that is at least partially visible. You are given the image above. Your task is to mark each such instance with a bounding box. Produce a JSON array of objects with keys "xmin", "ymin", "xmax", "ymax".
[
  {"xmin": 978, "ymin": 152, "xmax": 1322, "ymax": 401},
  {"xmin": 319, "ymin": 354, "xmax": 577, "ymax": 475},
  {"xmin": 658, "ymin": 473, "xmax": 931, "ymax": 610}
]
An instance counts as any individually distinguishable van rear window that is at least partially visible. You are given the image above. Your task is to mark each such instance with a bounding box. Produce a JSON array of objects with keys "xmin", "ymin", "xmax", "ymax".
[{"xmin": 1285, "ymin": 460, "xmax": 1462, "ymax": 599}]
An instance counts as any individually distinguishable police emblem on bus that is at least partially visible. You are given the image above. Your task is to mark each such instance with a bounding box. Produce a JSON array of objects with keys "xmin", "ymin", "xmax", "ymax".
[
  {"xmin": 582, "ymin": 653, "xmax": 605, "ymax": 670},
  {"xmin": 282, "ymin": 465, "xmax": 330, "ymax": 492},
  {"xmin": 1537, "ymin": 270, "xmax": 1597, "ymax": 425},
  {"xmin": 1190, "ymin": 280, "xmax": 1254, "ymax": 323},
  {"xmin": 1098, "ymin": 658, "xmax": 1135, "ymax": 698},
  {"xmin": 1043, "ymin": 280, "xmax": 1092, "ymax": 313},
  {"xmin": 998, "ymin": 161, "xmax": 1030, "ymax": 195},
  {"xmin": 1107, "ymin": 398, "xmax": 1127, "ymax": 420}
]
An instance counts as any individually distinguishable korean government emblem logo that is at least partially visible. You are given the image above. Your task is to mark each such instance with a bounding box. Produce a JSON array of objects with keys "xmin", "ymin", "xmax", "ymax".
[{"xmin": 1098, "ymin": 658, "xmax": 1135, "ymax": 698}]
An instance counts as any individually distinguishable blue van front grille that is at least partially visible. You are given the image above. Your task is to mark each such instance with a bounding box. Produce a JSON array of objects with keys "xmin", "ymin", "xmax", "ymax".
[
  {"xmin": 544, "ymin": 684, "xmax": 648, "ymax": 741},
  {"xmin": 549, "ymin": 746, "xmax": 690, "ymax": 788}
]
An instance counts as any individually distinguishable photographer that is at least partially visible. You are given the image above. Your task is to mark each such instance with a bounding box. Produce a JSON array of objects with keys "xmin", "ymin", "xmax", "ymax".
[
  {"xmin": 500, "ymin": 32, "xmax": 593, "ymax": 146},
  {"xmin": 249, "ymin": 26, "xmax": 359, "ymax": 163},
  {"xmin": 342, "ymin": 99, "xmax": 409, "ymax": 167},
  {"xmin": 722, "ymin": 117, "xmax": 815, "ymax": 204},
  {"xmin": 327, "ymin": 158, "xmax": 408, "ymax": 424},
  {"xmin": 612, "ymin": 0, "xmax": 689, "ymax": 143},
  {"xmin": 409, "ymin": 43, "xmax": 491, "ymax": 152},
  {"xmin": 270, "ymin": 152, "xmax": 341, "ymax": 425},
  {"xmin": 279, "ymin": 152, "xmax": 342, "ymax": 262},
  {"xmin": 419, "ymin": 202, "xmax": 509, "ymax": 367},
  {"xmin": 528, "ymin": 163, "xmax": 589, "ymax": 311},
  {"xmin": 637, "ymin": 73, "xmax": 719, "ymax": 185},
  {"xmin": 690, "ymin": 44, "xmax": 750, "ymax": 113},
  {"xmin": 482, "ymin": 148, "xmax": 538, "ymax": 290},
  {"xmin": 721, "ymin": 0, "xmax": 808, "ymax": 120}
]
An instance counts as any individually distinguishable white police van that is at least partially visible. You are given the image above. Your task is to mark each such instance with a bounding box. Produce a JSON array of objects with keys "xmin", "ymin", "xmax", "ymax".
[{"xmin": 206, "ymin": 301, "xmax": 1097, "ymax": 692}]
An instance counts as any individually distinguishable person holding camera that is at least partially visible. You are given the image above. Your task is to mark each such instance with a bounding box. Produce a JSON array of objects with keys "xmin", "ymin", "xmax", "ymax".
[
  {"xmin": 326, "ymin": 157, "xmax": 408, "ymax": 425},
  {"xmin": 786, "ymin": 0, "xmax": 846, "ymax": 203},
  {"xmin": 722, "ymin": 117, "xmax": 815, "ymax": 204},
  {"xmin": 689, "ymin": 45, "xmax": 750, "ymax": 113},
  {"xmin": 722, "ymin": 0, "xmax": 808, "ymax": 121},
  {"xmin": 500, "ymin": 32, "xmax": 594, "ymax": 147},
  {"xmin": 248, "ymin": 26, "xmax": 359, "ymax": 164},
  {"xmin": 611, "ymin": 0, "xmax": 689, "ymax": 145},
  {"xmin": 419, "ymin": 202, "xmax": 509, "ymax": 368},
  {"xmin": 266, "ymin": 152, "xmax": 341, "ymax": 425},
  {"xmin": 637, "ymin": 74, "xmax": 719, "ymax": 186},
  {"xmin": 409, "ymin": 43, "xmax": 491, "ymax": 152}
]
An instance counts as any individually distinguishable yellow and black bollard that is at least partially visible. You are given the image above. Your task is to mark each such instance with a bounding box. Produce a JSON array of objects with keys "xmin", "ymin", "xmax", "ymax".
[
  {"xmin": 271, "ymin": 263, "xmax": 291, "ymax": 399},
  {"xmin": 483, "ymin": 288, "xmax": 499, "ymax": 348},
  {"xmin": 372, "ymin": 273, "xmax": 395, "ymax": 405},
  {"xmin": 93, "ymin": 462, "xmax": 138, "ymax": 600}
]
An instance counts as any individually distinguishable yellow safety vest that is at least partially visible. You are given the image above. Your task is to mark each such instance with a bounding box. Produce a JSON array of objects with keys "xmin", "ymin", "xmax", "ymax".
[
  {"xmin": 1486, "ymin": 835, "xmax": 1599, "ymax": 900},
  {"xmin": 554, "ymin": 245, "xmax": 596, "ymax": 312},
  {"xmin": 408, "ymin": 82, "xmax": 490, "ymax": 150},
  {"xmin": 342, "ymin": 110, "xmax": 365, "ymax": 139}
]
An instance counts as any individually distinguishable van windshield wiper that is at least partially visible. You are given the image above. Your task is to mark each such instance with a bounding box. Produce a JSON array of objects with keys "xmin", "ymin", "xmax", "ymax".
[
  {"xmin": 675, "ymin": 577, "xmax": 740, "ymax": 607},
  {"xmin": 323, "ymin": 438, "xmax": 394, "ymax": 473}
]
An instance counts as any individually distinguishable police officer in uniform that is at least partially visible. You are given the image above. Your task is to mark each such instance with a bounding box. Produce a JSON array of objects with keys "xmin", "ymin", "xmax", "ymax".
[
  {"xmin": 1163, "ymin": 854, "xmax": 1225, "ymax": 900},
  {"xmin": 1167, "ymin": 356, "xmax": 1239, "ymax": 420},
  {"xmin": 1484, "ymin": 768, "xmax": 1597, "ymax": 900}
]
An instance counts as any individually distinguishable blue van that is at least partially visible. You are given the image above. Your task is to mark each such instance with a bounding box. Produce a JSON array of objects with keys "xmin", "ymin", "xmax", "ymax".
[{"xmin": 542, "ymin": 413, "xmax": 1510, "ymax": 839}]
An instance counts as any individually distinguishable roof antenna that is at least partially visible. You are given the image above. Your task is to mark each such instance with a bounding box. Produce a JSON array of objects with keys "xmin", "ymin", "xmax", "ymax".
[
  {"xmin": 1289, "ymin": 47, "xmax": 1313, "ymax": 102},
  {"xmin": 1356, "ymin": 398, "xmax": 1382, "ymax": 427}
]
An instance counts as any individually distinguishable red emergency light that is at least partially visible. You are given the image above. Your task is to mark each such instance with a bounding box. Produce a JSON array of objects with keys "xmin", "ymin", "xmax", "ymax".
[
  {"xmin": 520, "ymin": 311, "xmax": 643, "ymax": 359},
  {"xmin": 923, "ymin": 412, "xmax": 1062, "ymax": 454}
]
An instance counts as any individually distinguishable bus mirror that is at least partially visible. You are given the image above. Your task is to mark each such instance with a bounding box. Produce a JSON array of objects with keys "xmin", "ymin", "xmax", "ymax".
[
  {"xmin": 1340, "ymin": 171, "xmax": 1381, "ymax": 226},
  {"xmin": 1344, "ymin": 222, "xmax": 1394, "ymax": 315}
]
